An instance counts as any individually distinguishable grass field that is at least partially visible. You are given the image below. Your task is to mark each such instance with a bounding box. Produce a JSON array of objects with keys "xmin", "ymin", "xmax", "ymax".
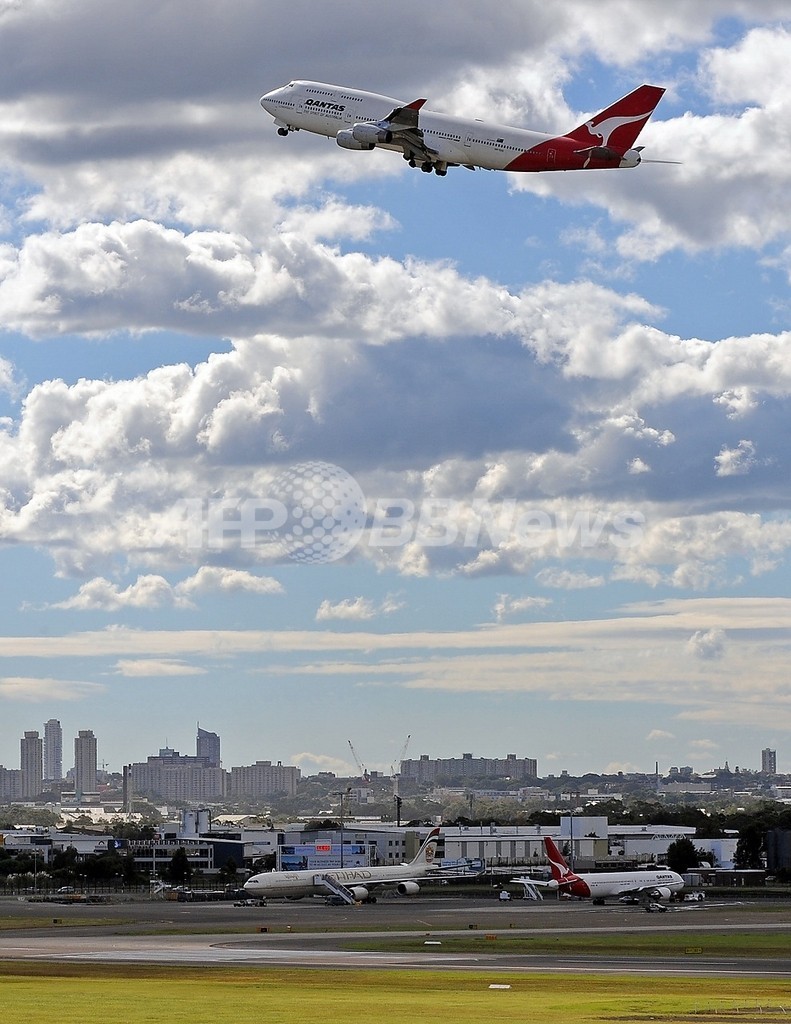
[
  {"xmin": 343, "ymin": 929, "xmax": 791, "ymax": 958},
  {"xmin": 1, "ymin": 963, "xmax": 790, "ymax": 1024}
]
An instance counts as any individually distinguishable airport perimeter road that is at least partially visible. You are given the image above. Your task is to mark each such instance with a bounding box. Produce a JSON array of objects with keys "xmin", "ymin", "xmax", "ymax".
[{"xmin": 0, "ymin": 894, "xmax": 790, "ymax": 977}]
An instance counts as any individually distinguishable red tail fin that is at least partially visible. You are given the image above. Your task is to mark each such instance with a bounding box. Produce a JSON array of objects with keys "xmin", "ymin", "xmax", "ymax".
[
  {"xmin": 544, "ymin": 835, "xmax": 575, "ymax": 881},
  {"xmin": 566, "ymin": 84, "xmax": 665, "ymax": 154}
]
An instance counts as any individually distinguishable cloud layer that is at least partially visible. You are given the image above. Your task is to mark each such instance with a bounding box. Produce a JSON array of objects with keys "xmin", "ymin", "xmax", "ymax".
[{"xmin": 0, "ymin": 2, "xmax": 790, "ymax": 770}]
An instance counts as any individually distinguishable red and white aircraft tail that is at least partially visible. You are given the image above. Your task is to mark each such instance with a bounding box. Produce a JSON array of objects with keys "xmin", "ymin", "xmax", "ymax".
[
  {"xmin": 544, "ymin": 834, "xmax": 577, "ymax": 881},
  {"xmin": 565, "ymin": 84, "xmax": 666, "ymax": 157},
  {"xmin": 543, "ymin": 835, "xmax": 591, "ymax": 896}
]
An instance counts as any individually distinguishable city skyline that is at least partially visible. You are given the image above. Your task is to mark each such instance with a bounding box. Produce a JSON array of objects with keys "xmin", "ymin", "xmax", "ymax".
[
  {"xmin": 1, "ymin": 3, "xmax": 791, "ymax": 776},
  {"xmin": 0, "ymin": 716, "xmax": 782, "ymax": 783}
]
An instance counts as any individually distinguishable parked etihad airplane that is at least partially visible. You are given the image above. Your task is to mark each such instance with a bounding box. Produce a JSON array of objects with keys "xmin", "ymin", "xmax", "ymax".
[
  {"xmin": 260, "ymin": 80, "xmax": 670, "ymax": 176},
  {"xmin": 243, "ymin": 827, "xmax": 443, "ymax": 905},
  {"xmin": 513, "ymin": 836, "xmax": 685, "ymax": 908}
]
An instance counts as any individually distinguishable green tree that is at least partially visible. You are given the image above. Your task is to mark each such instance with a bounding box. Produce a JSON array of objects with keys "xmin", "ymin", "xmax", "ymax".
[
  {"xmin": 120, "ymin": 851, "xmax": 142, "ymax": 885},
  {"xmin": 83, "ymin": 851, "xmax": 125, "ymax": 882},
  {"xmin": 51, "ymin": 845, "xmax": 79, "ymax": 883},
  {"xmin": 217, "ymin": 856, "xmax": 238, "ymax": 883},
  {"xmin": 734, "ymin": 821, "xmax": 764, "ymax": 869},
  {"xmin": 665, "ymin": 837, "xmax": 701, "ymax": 874},
  {"xmin": 167, "ymin": 847, "xmax": 193, "ymax": 884},
  {"xmin": 250, "ymin": 853, "xmax": 276, "ymax": 873}
]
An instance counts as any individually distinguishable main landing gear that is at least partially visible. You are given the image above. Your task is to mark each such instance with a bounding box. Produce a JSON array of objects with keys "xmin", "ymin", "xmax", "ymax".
[{"xmin": 405, "ymin": 153, "xmax": 448, "ymax": 176}]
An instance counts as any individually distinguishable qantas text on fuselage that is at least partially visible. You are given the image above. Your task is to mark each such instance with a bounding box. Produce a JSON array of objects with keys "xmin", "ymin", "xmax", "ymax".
[{"xmin": 260, "ymin": 80, "xmax": 668, "ymax": 176}]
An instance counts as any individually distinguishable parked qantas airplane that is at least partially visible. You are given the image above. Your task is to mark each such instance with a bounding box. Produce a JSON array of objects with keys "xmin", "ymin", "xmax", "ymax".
[
  {"xmin": 512, "ymin": 835, "xmax": 684, "ymax": 907},
  {"xmin": 260, "ymin": 80, "xmax": 670, "ymax": 176},
  {"xmin": 243, "ymin": 827, "xmax": 443, "ymax": 905}
]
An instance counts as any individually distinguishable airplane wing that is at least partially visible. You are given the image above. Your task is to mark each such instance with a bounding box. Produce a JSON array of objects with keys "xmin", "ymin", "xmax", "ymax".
[
  {"xmin": 380, "ymin": 98, "xmax": 438, "ymax": 163},
  {"xmin": 364, "ymin": 866, "xmax": 479, "ymax": 890},
  {"xmin": 383, "ymin": 97, "xmax": 427, "ymax": 129}
]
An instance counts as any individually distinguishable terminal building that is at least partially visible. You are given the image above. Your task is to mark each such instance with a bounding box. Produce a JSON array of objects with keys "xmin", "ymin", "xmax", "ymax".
[{"xmin": 0, "ymin": 812, "xmax": 740, "ymax": 883}]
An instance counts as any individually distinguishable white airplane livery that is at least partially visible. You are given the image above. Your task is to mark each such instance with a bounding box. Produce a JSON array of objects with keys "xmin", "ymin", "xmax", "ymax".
[
  {"xmin": 260, "ymin": 80, "xmax": 669, "ymax": 176},
  {"xmin": 243, "ymin": 827, "xmax": 442, "ymax": 905},
  {"xmin": 513, "ymin": 836, "xmax": 685, "ymax": 907}
]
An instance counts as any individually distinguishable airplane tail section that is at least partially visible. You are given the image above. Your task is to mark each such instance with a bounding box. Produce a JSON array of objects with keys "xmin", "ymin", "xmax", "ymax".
[
  {"xmin": 544, "ymin": 835, "xmax": 580, "ymax": 883},
  {"xmin": 409, "ymin": 827, "xmax": 441, "ymax": 867},
  {"xmin": 566, "ymin": 84, "xmax": 665, "ymax": 155}
]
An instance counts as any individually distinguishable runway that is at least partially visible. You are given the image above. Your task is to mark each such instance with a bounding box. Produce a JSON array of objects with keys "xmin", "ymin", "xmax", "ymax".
[
  {"xmin": 1, "ymin": 894, "xmax": 789, "ymax": 978},
  {"xmin": 2, "ymin": 932, "xmax": 790, "ymax": 978}
]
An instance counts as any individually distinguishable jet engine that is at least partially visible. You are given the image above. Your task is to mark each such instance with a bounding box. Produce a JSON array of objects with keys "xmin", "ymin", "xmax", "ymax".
[
  {"xmin": 651, "ymin": 886, "xmax": 673, "ymax": 901},
  {"xmin": 396, "ymin": 881, "xmax": 420, "ymax": 896},
  {"xmin": 349, "ymin": 886, "xmax": 370, "ymax": 901},
  {"xmin": 619, "ymin": 148, "xmax": 642, "ymax": 167},
  {"xmin": 352, "ymin": 122, "xmax": 393, "ymax": 145},
  {"xmin": 336, "ymin": 130, "xmax": 374, "ymax": 151}
]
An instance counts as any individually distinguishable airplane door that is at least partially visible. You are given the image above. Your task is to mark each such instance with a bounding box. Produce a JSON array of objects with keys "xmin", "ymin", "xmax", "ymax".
[
  {"xmin": 547, "ymin": 147, "xmax": 556, "ymax": 166},
  {"xmin": 464, "ymin": 133, "xmax": 473, "ymax": 148}
]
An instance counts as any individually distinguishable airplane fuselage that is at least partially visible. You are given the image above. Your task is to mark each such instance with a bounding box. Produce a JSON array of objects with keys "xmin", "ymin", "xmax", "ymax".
[
  {"xmin": 562, "ymin": 869, "xmax": 684, "ymax": 900},
  {"xmin": 260, "ymin": 81, "xmax": 650, "ymax": 173},
  {"xmin": 244, "ymin": 859, "xmax": 435, "ymax": 899}
]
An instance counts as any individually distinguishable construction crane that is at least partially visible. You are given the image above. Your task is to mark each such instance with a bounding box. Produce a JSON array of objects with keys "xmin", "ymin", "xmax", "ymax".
[
  {"xmin": 347, "ymin": 739, "xmax": 370, "ymax": 784},
  {"xmin": 391, "ymin": 734, "xmax": 411, "ymax": 827},
  {"xmin": 390, "ymin": 734, "xmax": 411, "ymax": 797}
]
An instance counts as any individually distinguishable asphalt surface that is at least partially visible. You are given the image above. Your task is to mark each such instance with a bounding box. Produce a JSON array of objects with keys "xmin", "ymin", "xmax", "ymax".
[{"xmin": 1, "ymin": 892, "xmax": 789, "ymax": 977}]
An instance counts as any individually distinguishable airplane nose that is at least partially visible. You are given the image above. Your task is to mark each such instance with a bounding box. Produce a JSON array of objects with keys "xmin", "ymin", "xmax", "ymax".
[{"xmin": 260, "ymin": 89, "xmax": 279, "ymax": 109}]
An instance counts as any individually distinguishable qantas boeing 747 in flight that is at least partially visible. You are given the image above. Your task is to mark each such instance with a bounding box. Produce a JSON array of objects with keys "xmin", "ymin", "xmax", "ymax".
[{"xmin": 260, "ymin": 80, "xmax": 671, "ymax": 176}]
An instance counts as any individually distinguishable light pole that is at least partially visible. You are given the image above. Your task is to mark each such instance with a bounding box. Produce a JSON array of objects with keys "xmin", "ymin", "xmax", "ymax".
[
  {"xmin": 333, "ymin": 787, "xmax": 351, "ymax": 868},
  {"xmin": 568, "ymin": 807, "xmax": 578, "ymax": 872}
]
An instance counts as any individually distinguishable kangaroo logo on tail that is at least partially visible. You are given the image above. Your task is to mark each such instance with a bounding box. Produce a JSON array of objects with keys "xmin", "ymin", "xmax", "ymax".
[
  {"xmin": 544, "ymin": 836, "xmax": 572, "ymax": 878},
  {"xmin": 583, "ymin": 111, "xmax": 653, "ymax": 148},
  {"xmin": 567, "ymin": 84, "xmax": 665, "ymax": 155}
]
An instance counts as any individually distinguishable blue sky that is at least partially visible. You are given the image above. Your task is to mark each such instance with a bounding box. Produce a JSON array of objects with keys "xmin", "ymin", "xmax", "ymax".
[{"xmin": 0, "ymin": 1, "xmax": 790, "ymax": 781}]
